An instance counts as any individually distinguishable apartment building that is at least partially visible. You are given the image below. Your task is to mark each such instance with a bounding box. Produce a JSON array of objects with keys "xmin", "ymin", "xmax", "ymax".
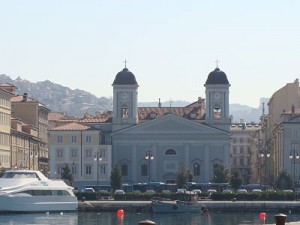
[
  {"xmin": 48, "ymin": 122, "xmax": 112, "ymax": 190},
  {"xmin": 11, "ymin": 118, "xmax": 40, "ymax": 170},
  {"xmin": 0, "ymin": 84, "xmax": 15, "ymax": 168},
  {"xmin": 230, "ymin": 122, "xmax": 261, "ymax": 184},
  {"xmin": 267, "ymin": 79, "xmax": 300, "ymax": 182},
  {"xmin": 11, "ymin": 93, "xmax": 50, "ymax": 174}
]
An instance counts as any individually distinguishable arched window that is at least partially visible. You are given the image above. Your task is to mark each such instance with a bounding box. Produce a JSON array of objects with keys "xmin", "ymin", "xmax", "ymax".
[
  {"xmin": 213, "ymin": 104, "xmax": 221, "ymax": 119},
  {"xmin": 165, "ymin": 149, "xmax": 176, "ymax": 155},
  {"xmin": 194, "ymin": 162, "xmax": 200, "ymax": 176}
]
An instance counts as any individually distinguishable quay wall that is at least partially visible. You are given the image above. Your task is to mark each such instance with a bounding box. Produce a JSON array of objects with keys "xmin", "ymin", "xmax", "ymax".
[{"xmin": 78, "ymin": 200, "xmax": 300, "ymax": 213}]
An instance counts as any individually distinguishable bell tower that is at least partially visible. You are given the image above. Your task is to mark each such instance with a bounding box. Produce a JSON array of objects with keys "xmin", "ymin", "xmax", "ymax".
[
  {"xmin": 112, "ymin": 66, "xmax": 139, "ymax": 132},
  {"xmin": 204, "ymin": 67, "xmax": 231, "ymax": 131}
]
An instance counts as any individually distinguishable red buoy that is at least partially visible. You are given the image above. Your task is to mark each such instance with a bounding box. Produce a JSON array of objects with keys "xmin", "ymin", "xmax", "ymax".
[
  {"xmin": 259, "ymin": 212, "xmax": 266, "ymax": 221},
  {"xmin": 117, "ymin": 209, "xmax": 124, "ymax": 217}
]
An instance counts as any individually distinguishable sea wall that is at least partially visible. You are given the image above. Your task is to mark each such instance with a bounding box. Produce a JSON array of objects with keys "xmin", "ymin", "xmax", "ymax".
[{"xmin": 78, "ymin": 200, "xmax": 300, "ymax": 213}]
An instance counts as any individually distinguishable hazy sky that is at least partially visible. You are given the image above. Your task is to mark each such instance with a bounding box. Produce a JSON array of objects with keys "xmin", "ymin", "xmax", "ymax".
[{"xmin": 1, "ymin": 1, "xmax": 300, "ymax": 108}]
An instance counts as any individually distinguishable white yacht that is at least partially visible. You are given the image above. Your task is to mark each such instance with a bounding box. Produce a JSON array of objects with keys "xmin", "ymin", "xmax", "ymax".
[{"xmin": 0, "ymin": 170, "xmax": 78, "ymax": 212}]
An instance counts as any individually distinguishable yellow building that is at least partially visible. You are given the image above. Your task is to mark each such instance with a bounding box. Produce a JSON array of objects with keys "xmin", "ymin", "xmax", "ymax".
[
  {"xmin": 267, "ymin": 79, "xmax": 300, "ymax": 183},
  {"xmin": 0, "ymin": 84, "xmax": 14, "ymax": 169},
  {"xmin": 11, "ymin": 93, "xmax": 50, "ymax": 174},
  {"xmin": 11, "ymin": 118, "xmax": 40, "ymax": 170},
  {"xmin": 48, "ymin": 122, "xmax": 112, "ymax": 190}
]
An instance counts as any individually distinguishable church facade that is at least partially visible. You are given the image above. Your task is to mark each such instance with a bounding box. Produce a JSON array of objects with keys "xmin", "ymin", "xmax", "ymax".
[{"xmin": 111, "ymin": 67, "xmax": 231, "ymax": 184}]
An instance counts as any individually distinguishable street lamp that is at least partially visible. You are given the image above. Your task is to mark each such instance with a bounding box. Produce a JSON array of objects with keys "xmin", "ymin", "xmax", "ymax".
[
  {"xmin": 145, "ymin": 148, "xmax": 154, "ymax": 184},
  {"xmin": 260, "ymin": 151, "xmax": 271, "ymax": 185},
  {"xmin": 289, "ymin": 148, "xmax": 299, "ymax": 191},
  {"xmin": 94, "ymin": 151, "xmax": 102, "ymax": 192}
]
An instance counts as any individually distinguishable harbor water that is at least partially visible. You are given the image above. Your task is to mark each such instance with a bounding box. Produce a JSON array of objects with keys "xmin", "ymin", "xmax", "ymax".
[{"xmin": 1, "ymin": 211, "xmax": 300, "ymax": 225}]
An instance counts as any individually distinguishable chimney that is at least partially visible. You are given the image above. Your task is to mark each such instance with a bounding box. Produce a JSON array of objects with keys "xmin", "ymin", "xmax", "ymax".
[{"xmin": 22, "ymin": 93, "xmax": 28, "ymax": 102}]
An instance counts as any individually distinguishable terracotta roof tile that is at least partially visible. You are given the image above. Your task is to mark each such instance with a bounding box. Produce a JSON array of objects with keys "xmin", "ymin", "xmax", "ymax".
[
  {"xmin": 49, "ymin": 122, "xmax": 91, "ymax": 131},
  {"xmin": 48, "ymin": 112, "xmax": 67, "ymax": 121}
]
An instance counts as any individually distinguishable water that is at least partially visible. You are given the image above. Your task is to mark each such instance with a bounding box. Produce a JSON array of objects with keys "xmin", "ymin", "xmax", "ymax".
[{"xmin": 0, "ymin": 211, "xmax": 299, "ymax": 225}]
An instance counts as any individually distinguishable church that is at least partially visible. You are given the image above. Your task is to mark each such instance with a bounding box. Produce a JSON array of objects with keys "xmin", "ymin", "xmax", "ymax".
[{"xmin": 110, "ymin": 66, "xmax": 231, "ymax": 184}]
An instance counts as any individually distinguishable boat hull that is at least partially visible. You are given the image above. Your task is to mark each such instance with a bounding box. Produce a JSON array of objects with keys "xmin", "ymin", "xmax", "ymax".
[
  {"xmin": 152, "ymin": 201, "xmax": 202, "ymax": 213},
  {"xmin": 0, "ymin": 195, "xmax": 78, "ymax": 212}
]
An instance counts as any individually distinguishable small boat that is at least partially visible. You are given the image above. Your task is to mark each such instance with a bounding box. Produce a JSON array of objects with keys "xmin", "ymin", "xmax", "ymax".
[
  {"xmin": 0, "ymin": 170, "xmax": 78, "ymax": 213},
  {"xmin": 151, "ymin": 192, "xmax": 203, "ymax": 213}
]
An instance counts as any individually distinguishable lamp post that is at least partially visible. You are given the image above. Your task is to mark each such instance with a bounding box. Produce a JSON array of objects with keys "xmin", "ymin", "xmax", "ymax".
[
  {"xmin": 145, "ymin": 148, "xmax": 154, "ymax": 184},
  {"xmin": 94, "ymin": 151, "xmax": 102, "ymax": 192},
  {"xmin": 289, "ymin": 148, "xmax": 299, "ymax": 191},
  {"xmin": 260, "ymin": 151, "xmax": 271, "ymax": 185}
]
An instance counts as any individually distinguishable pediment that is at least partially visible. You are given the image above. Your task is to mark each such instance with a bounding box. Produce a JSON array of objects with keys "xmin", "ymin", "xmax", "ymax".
[
  {"xmin": 287, "ymin": 116, "xmax": 300, "ymax": 123},
  {"xmin": 112, "ymin": 113, "xmax": 228, "ymax": 136}
]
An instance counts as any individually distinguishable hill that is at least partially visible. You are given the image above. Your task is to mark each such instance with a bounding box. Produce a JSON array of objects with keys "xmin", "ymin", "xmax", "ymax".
[{"xmin": 0, "ymin": 74, "xmax": 267, "ymax": 122}]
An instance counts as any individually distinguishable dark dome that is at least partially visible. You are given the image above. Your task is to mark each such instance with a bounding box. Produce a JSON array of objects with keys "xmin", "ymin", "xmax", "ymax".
[
  {"xmin": 205, "ymin": 67, "xmax": 229, "ymax": 85},
  {"xmin": 113, "ymin": 68, "xmax": 138, "ymax": 85}
]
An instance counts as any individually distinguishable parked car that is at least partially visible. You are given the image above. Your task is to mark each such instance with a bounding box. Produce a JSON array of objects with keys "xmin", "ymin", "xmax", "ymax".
[
  {"xmin": 176, "ymin": 189, "xmax": 186, "ymax": 194},
  {"xmin": 252, "ymin": 189, "xmax": 262, "ymax": 193},
  {"xmin": 83, "ymin": 188, "xmax": 95, "ymax": 193},
  {"xmin": 192, "ymin": 189, "xmax": 202, "ymax": 194},
  {"xmin": 222, "ymin": 189, "xmax": 233, "ymax": 193},
  {"xmin": 114, "ymin": 190, "xmax": 125, "ymax": 195},
  {"xmin": 207, "ymin": 189, "xmax": 217, "ymax": 194},
  {"xmin": 162, "ymin": 190, "xmax": 171, "ymax": 194},
  {"xmin": 145, "ymin": 190, "xmax": 156, "ymax": 194},
  {"xmin": 237, "ymin": 189, "xmax": 248, "ymax": 193}
]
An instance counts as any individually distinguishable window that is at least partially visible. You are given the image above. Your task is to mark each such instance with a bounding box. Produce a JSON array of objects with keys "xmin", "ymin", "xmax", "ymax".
[
  {"xmin": 194, "ymin": 163, "xmax": 200, "ymax": 176},
  {"xmin": 71, "ymin": 149, "xmax": 77, "ymax": 158},
  {"xmin": 56, "ymin": 149, "xmax": 63, "ymax": 158},
  {"xmin": 71, "ymin": 136, "xmax": 77, "ymax": 143},
  {"xmin": 240, "ymin": 158, "xmax": 244, "ymax": 166},
  {"xmin": 239, "ymin": 146, "xmax": 244, "ymax": 154},
  {"xmin": 71, "ymin": 164, "xmax": 77, "ymax": 175},
  {"xmin": 85, "ymin": 149, "xmax": 92, "ymax": 158},
  {"xmin": 165, "ymin": 149, "xmax": 176, "ymax": 155},
  {"xmin": 240, "ymin": 138, "xmax": 244, "ymax": 143},
  {"xmin": 100, "ymin": 165, "xmax": 106, "ymax": 175},
  {"xmin": 57, "ymin": 136, "xmax": 63, "ymax": 143},
  {"xmin": 85, "ymin": 135, "xmax": 91, "ymax": 143},
  {"xmin": 141, "ymin": 165, "xmax": 148, "ymax": 176},
  {"xmin": 121, "ymin": 164, "xmax": 128, "ymax": 176},
  {"xmin": 233, "ymin": 147, "xmax": 237, "ymax": 154},
  {"xmin": 213, "ymin": 105, "xmax": 221, "ymax": 119},
  {"xmin": 57, "ymin": 164, "xmax": 63, "ymax": 174},
  {"xmin": 122, "ymin": 107, "xmax": 128, "ymax": 119},
  {"xmin": 247, "ymin": 147, "xmax": 251, "ymax": 154},
  {"xmin": 85, "ymin": 165, "xmax": 92, "ymax": 175}
]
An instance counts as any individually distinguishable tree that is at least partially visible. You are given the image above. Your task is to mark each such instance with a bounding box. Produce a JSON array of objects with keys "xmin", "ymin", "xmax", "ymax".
[
  {"xmin": 176, "ymin": 163, "xmax": 189, "ymax": 189},
  {"xmin": 211, "ymin": 164, "xmax": 230, "ymax": 183},
  {"xmin": 275, "ymin": 170, "xmax": 293, "ymax": 190},
  {"xmin": 230, "ymin": 169, "xmax": 243, "ymax": 190},
  {"xmin": 110, "ymin": 166, "xmax": 122, "ymax": 192},
  {"xmin": 61, "ymin": 164, "xmax": 73, "ymax": 186},
  {"xmin": 0, "ymin": 167, "xmax": 7, "ymax": 178}
]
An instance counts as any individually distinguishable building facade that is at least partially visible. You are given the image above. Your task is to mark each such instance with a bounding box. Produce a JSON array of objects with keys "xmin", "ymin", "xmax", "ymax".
[
  {"xmin": 11, "ymin": 93, "xmax": 50, "ymax": 174},
  {"xmin": 0, "ymin": 85, "xmax": 14, "ymax": 168},
  {"xmin": 48, "ymin": 122, "xmax": 112, "ymax": 190},
  {"xmin": 111, "ymin": 67, "xmax": 232, "ymax": 184},
  {"xmin": 267, "ymin": 79, "xmax": 300, "ymax": 184}
]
